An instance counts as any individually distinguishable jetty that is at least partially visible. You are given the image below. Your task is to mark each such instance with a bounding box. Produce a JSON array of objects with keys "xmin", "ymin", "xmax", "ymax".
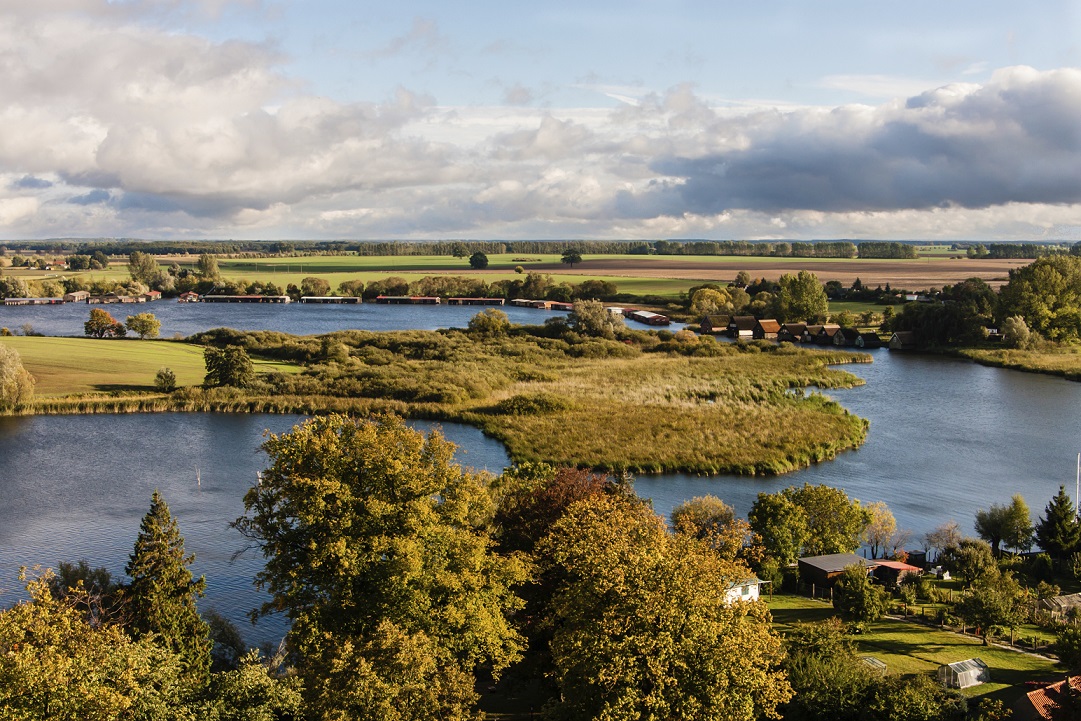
[
  {"xmin": 447, "ymin": 297, "xmax": 505, "ymax": 306},
  {"xmin": 300, "ymin": 296, "xmax": 362, "ymax": 304},
  {"xmin": 375, "ymin": 296, "xmax": 441, "ymax": 305},
  {"xmin": 201, "ymin": 295, "xmax": 291, "ymax": 303}
]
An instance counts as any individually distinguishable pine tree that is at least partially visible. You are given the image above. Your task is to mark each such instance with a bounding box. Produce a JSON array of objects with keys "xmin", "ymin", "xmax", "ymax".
[
  {"xmin": 1035, "ymin": 485, "xmax": 1081, "ymax": 562},
  {"xmin": 125, "ymin": 490, "xmax": 211, "ymax": 687}
]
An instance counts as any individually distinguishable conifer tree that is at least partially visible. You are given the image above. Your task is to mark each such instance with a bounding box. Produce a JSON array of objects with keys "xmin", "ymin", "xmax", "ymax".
[
  {"xmin": 125, "ymin": 490, "xmax": 211, "ymax": 687},
  {"xmin": 1035, "ymin": 485, "xmax": 1081, "ymax": 562}
]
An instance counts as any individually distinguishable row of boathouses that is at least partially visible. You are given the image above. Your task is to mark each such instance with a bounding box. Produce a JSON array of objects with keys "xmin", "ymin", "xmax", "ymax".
[{"xmin": 701, "ymin": 314, "xmax": 884, "ymax": 348}]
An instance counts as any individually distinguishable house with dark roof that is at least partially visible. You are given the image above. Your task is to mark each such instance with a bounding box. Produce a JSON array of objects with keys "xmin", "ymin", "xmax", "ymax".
[
  {"xmin": 700, "ymin": 314, "xmax": 731, "ymax": 335},
  {"xmin": 814, "ymin": 324, "xmax": 842, "ymax": 345},
  {"xmin": 889, "ymin": 331, "xmax": 918, "ymax": 350},
  {"xmin": 777, "ymin": 322, "xmax": 807, "ymax": 343},
  {"xmin": 833, "ymin": 327, "xmax": 861, "ymax": 347},
  {"xmin": 855, "ymin": 332, "xmax": 882, "ymax": 349},
  {"xmin": 727, "ymin": 316, "xmax": 756, "ymax": 338},
  {"xmin": 797, "ymin": 553, "xmax": 875, "ymax": 589},
  {"xmin": 872, "ymin": 560, "xmax": 922, "ymax": 588},
  {"xmin": 752, "ymin": 319, "xmax": 781, "ymax": 340}
]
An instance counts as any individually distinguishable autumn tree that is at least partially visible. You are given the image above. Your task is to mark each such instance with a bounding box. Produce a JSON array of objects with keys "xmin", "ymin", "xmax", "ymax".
[
  {"xmin": 672, "ymin": 495, "xmax": 750, "ymax": 561},
  {"xmin": 84, "ymin": 308, "xmax": 125, "ymax": 338},
  {"xmin": 924, "ymin": 520, "xmax": 962, "ymax": 562},
  {"xmin": 862, "ymin": 501, "xmax": 897, "ymax": 559},
  {"xmin": 0, "ymin": 344, "xmax": 34, "ymax": 410},
  {"xmin": 540, "ymin": 494, "xmax": 792, "ymax": 721},
  {"xmin": 1036, "ymin": 485, "xmax": 1081, "ymax": 562},
  {"xmin": 568, "ymin": 298, "xmax": 624, "ymax": 339},
  {"xmin": 0, "ymin": 571, "xmax": 189, "ymax": 719},
  {"xmin": 300, "ymin": 276, "xmax": 330, "ymax": 297},
  {"xmin": 234, "ymin": 414, "xmax": 527, "ymax": 719},
  {"xmin": 124, "ymin": 491, "xmax": 212, "ymax": 687},
  {"xmin": 203, "ymin": 346, "xmax": 254, "ymax": 388},
  {"xmin": 125, "ymin": 312, "xmax": 161, "ymax": 339}
]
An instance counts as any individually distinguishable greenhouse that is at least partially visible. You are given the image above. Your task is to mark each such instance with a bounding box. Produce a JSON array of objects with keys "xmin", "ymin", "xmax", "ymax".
[{"xmin": 937, "ymin": 658, "xmax": 990, "ymax": 689}]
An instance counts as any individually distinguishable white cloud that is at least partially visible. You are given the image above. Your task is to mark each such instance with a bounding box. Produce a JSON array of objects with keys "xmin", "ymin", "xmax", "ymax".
[{"xmin": 0, "ymin": 1, "xmax": 1078, "ymax": 241}]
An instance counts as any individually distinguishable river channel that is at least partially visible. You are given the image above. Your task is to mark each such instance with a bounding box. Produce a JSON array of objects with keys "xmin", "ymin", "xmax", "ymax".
[{"xmin": 2, "ymin": 324, "xmax": 1081, "ymax": 646}]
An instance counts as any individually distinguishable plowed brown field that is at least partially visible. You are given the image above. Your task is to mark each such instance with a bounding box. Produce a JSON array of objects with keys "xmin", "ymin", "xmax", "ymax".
[{"xmin": 510, "ymin": 256, "xmax": 1029, "ymax": 289}]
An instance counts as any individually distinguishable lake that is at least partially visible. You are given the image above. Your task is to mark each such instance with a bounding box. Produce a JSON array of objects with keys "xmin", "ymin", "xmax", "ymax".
[
  {"xmin": 2, "ymin": 342, "xmax": 1080, "ymax": 646},
  {"xmin": 0, "ymin": 300, "xmax": 678, "ymax": 337}
]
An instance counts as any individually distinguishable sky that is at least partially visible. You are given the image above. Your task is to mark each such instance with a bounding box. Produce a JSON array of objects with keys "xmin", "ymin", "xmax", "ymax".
[{"xmin": 0, "ymin": 0, "xmax": 1080, "ymax": 241}]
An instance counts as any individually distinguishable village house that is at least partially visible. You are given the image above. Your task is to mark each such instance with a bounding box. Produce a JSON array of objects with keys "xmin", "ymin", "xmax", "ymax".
[
  {"xmin": 832, "ymin": 327, "xmax": 861, "ymax": 347},
  {"xmin": 724, "ymin": 577, "xmax": 763, "ymax": 605},
  {"xmin": 752, "ymin": 319, "xmax": 781, "ymax": 340},
  {"xmin": 177, "ymin": 291, "xmax": 201, "ymax": 302},
  {"xmin": 777, "ymin": 322, "xmax": 807, "ymax": 343},
  {"xmin": 63, "ymin": 290, "xmax": 90, "ymax": 303},
  {"xmin": 727, "ymin": 315, "xmax": 756, "ymax": 339},
  {"xmin": 814, "ymin": 324, "xmax": 842, "ymax": 345},
  {"xmin": 889, "ymin": 331, "xmax": 918, "ymax": 350},
  {"xmin": 855, "ymin": 331, "xmax": 882, "ymax": 349},
  {"xmin": 797, "ymin": 553, "xmax": 875, "ymax": 590},
  {"xmin": 141, "ymin": 290, "xmax": 162, "ymax": 301},
  {"xmin": 700, "ymin": 314, "xmax": 731, "ymax": 335},
  {"xmin": 871, "ymin": 560, "xmax": 922, "ymax": 588}
]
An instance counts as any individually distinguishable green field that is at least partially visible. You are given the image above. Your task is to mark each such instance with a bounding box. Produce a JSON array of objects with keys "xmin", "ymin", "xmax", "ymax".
[
  {"xmin": 768, "ymin": 594, "xmax": 1064, "ymax": 703},
  {"xmin": 0, "ymin": 336, "xmax": 301, "ymax": 396}
]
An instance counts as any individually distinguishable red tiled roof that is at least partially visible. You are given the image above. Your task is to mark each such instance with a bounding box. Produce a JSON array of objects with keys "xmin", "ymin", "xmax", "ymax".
[{"xmin": 1024, "ymin": 676, "xmax": 1081, "ymax": 720}]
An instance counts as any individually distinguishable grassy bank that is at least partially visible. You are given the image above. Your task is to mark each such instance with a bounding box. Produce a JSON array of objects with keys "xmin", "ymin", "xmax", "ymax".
[
  {"xmin": 0, "ymin": 336, "xmax": 302, "ymax": 396},
  {"xmin": 3, "ymin": 327, "xmax": 870, "ymax": 476},
  {"xmin": 959, "ymin": 346, "xmax": 1081, "ymax": 381}
]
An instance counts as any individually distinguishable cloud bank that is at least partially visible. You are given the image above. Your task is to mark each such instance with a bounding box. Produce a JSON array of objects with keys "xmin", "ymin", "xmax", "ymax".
[{"xmin": 0, "ymin": 3, "xmax": 1079, "ymax": 240}]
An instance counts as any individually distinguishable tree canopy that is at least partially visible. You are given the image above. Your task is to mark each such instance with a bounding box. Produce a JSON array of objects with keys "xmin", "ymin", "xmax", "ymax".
[
  {"xmin": 0, "ymin": 344, "xmax": 34, "ymax": 410},
  {"xmin": 560, "ymin": 249, "xmax": 583, "ymax": 267},
  {"xmin": 974, "ymin": 494, "xmax": 1032, "ymax": 556},
  {"xmin": 235, "ymin": 413, "xmax": 527, "ymax": 718},
  {"xmin": 1035, "ymin": 486, "xmax": 1081, "ymax": 562},
  {"xmin": 770, "ymin": 271, "xmax": 828, "ymax": 323},
  {"xmin": 203, "ymin": 346, "xmax": 254, "ymax": 388},
  {"xmin": 999, "ymin": 254, "xmax": 1081, "ymax": 341},
  {"xmin": 539, "ymin": 493, "xmax": 792, "ymax": 721},
  {"xmin": 124, "ymin": 491, "xmax": 212, "ymax": 687},
  {"xmin": 468, "ymin": 251, "xmax": 489, "ymax": 269},
  {"xmin": 125, "ymin": 312, "xmax": 161, "ymax": 340},
  {"xmin": 84, "ymin": 308, "xmax": 126, "ymax": 338}
]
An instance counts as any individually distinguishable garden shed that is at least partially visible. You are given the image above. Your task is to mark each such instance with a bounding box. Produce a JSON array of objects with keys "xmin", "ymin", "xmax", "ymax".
[
  {"xmin": 1036, "ymin": 592, "xmax": 1081, "ymax": 620},
  {"xmin": 937, "ymin": 658, "xmax": 989, "ymax": 689}
]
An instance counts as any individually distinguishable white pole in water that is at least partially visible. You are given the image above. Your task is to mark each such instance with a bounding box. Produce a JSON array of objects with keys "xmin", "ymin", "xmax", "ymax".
[{"xmin": 1076, "ymin": 453, "xmax": 1079, "ymax": 520}]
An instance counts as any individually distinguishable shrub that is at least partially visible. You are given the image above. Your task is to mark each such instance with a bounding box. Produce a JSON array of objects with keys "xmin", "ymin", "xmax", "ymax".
[
  {"xmin": 495, "ymin": 392, "xmax": 573, "ymax": 415},
  {"xmin": 154, "ymin": 367, "xmax": 177, "ymax": 393}
]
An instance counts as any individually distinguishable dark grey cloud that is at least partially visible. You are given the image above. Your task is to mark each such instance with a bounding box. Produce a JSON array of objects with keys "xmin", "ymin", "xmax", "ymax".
[{"xmin": 648, "ymin": 67, "xmax": 1081, "ymax": 214}]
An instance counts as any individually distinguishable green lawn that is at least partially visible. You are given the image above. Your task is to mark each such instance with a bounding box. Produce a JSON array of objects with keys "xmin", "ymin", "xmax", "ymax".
[
  {"xmin": 767, "ymin": 594, "xmax": 1065, "ymax": 704},
  {"xmin": 0, "ymin": 336, "xmax": 301, "ymax": 396}
]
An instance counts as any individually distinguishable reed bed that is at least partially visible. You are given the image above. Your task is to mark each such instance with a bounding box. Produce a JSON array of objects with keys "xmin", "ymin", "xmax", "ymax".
[{"xmin": 7, "ymin": 326, "xmax": 871, "ymax": 475}]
